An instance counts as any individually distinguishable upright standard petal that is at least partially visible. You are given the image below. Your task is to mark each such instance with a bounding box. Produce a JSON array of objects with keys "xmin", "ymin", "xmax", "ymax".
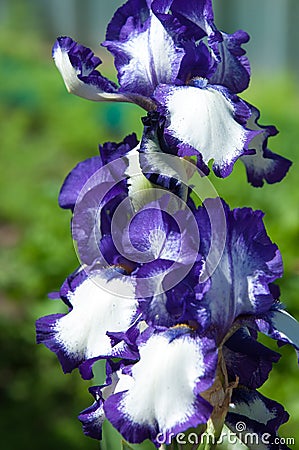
[
  {"xmin": 104, "ymin": 326, "xmax": 217, "ymax": 445},
  {"xmin": 103, "ymin": 0, "xmax": 185, "ymax": 99},
  {"xmin": 169, "ymin": 0, "xmax": 215, "ymax": 37},
  {"xmin": 36, "ymin": 268, "xmax": 138, "ymax": 379},
  {"xmin": 241, "ymin": 104, "xmax": 292, "ymax": 187},
  {"xmin": 176, "ymin": 41, "xmax": 217, "ymax": 85},
  {"xmin": 169, "ymin": 0, "xmax": 251, "ymax": 93},
  {"xmin": 155, "ymin": 83, "xmax": 257, "ymax": 178},
  {"xmin": 58, "ymin": 156, "xmax": 103, "ymax": 210},
  {"xmin": 195, "ymin": 199, "xmax": 283, "ymax": 342},
  {"xmin": 209, "ymin": 30, "xmax": 251, "ymax": 94}
]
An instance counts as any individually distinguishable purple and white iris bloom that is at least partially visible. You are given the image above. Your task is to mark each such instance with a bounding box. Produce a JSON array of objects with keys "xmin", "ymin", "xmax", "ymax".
[
  {"xmin": 80, "ymin": 327, "xmax": 291, "ymax": 447},
  {"xmin": 36, "ymin": 134, "xmax": 298, "ymax": 446},
  {"xmin": 112, "ymin": 200, "xmax": 298, "ymax": 445},
  {"xmin": 52, "ymin": 0, "xmax": 291, "ymax": 184},
  {"xmin": 37, "ymin": 0, "xmax": 298, "ymax": 447},
  {"xmin": 37, "ymin": 166, "xmax": 299, "ymax": 445}
]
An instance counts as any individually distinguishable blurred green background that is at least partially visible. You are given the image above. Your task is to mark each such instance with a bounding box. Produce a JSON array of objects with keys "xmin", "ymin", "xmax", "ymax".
[{"xmin": 0, "ymin": 1, "xmax": 298, "ymax": 449}]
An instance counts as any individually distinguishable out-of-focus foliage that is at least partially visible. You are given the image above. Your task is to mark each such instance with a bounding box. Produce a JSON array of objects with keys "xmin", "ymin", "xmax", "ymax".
[{"xmin": 0, "ymin": 25, "xmax": 298, "ymax": 449}]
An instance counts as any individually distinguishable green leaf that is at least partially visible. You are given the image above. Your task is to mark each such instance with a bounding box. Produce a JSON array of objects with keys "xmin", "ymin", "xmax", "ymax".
[
  {"xmin": 121, "ymin": 440, "xmax": 156, "ymax": 450},
  {"xmin": 121, "ymin": 441, "xmax": 134, "ymax": 450},
  {"xmin": 101, "ymin": 420, "xmax": 122, "ymax": 450}
]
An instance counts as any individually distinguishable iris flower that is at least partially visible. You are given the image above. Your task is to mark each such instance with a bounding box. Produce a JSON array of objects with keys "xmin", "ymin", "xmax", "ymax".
[
  {"xmin": 36, "ymin": 143, "xmax": 299, "ymax": 445},
  {"xmin": 36, "ymin": 0, "xmax": 298, "ymax": 447},
  {"xmin": 53, "ymin": 0, "xmax": 291, "ymax": 184}
]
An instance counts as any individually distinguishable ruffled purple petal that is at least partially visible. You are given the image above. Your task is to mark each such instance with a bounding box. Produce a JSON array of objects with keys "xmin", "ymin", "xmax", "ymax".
[
  {"xmin": 53, "ymin": 36, "xmax": 135, "ymax": 103},
  {"xmin": 209, "ymin": 30, "xmax": 251, "ymax": 93},
  {"xmin": 129, "ymin": 208, "xmax": 179, "ymax": 258},
  {"xmin": 223, "ymin": 327, "xmax": 281, "ymax": 389},
  {"xmin": 170, "ymin": 0, "xmax": 215, "ymax": 37},
  {"xmin": 151, "ymin": 0, "xmax": 197, "ymax": 42},
  {"xmin": 226, "ymin": 387, "xmax": 289, "ymax": 449},
  {"xmin": 168, "ymin": 1, "xmax": 251, "ymax": 93},
  {"xmin": 78, "ymin": 387, "xmax": 105, "ymax": 440},
  {"xmin": 68, "ymin": 149, "xmax": 131, "ymax": 266},
  {"xmin": 78, "ymin": 365, "xmax": 134, "ymax": 440},
  {"xmin": 59, "ymin": 156, "xmax": 103, "ymax": 210},
  {"xmin": 59, "ymin": 134, "xmax": 137, "ymax": 211},
  {"xmin": 105, "ymin": 188, "xmax": 200, "ymax": 267},
  {"xmin": 66, "ymin": 136, "xmax": 138, "ymax": 267},
  {"xmin": 136, "ymin": 259, "xmax": 179, "ymax": 327},
  {"xmin": 36, "ymin": 268, "xmax": 138, "ymax": 379},
  {"xmin": 196, "ymin": 198, "xmax": 283, "ymax": 342},
  {"xmin": 72, "ymin": 182, "xmax": 128, "ymax": 266},
  {"xmin": 152, "ymin": 1, "xmax": 206, "ymax": 42},
  {"xmin": 136, "ymin": 259, "xmax": 207, "ymax": 327},
  {"xmin": 99, "ymin": 133, "xmax": 138, "ymax": 165},
  {"xmin": 104, "ymin": 326, "xmax": 217, "ymax": 445},
  {"xmin": 103, "ymin": 0, "xmax": 185, "ymax": 99},
  {"xmin": 154, "ymin": 83, "xmax": 258, "ymax": 178},
  {"xmin": 241, "ymin": 104, "xmax": 292, "ymax": 187}
]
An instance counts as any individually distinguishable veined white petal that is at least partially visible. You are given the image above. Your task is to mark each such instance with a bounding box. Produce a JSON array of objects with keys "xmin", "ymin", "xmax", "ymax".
[
  {"xmin": 119, "ymin": 333, "xmax": 205, "ymax": 429},
  {"xmin": 164, "ymin": 86, "xmax": 249, "ymax": 172}
]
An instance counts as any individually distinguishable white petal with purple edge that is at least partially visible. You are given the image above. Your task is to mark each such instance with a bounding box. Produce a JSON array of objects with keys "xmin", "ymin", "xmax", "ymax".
[
  {"xmin": 159, "ymin": 85, "xmax": 252, "ymax": 176},
  {"xmin": 105, "ymin": 330, "xmax": 215, "ymax": 441},
  {"xmin": 53, "ymin": 42, "xmax": 129, "ymax": 103},
  {"xmin": 55, "ymin": 272, "xmax": 138, "ymax": 360}
]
